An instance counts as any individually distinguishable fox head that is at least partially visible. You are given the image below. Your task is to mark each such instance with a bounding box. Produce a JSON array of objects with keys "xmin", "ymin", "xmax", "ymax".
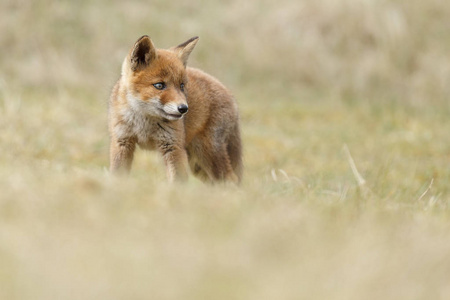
[{"xmin": 121, "ymin": 35, "xmax": 199, "ymax": 121}]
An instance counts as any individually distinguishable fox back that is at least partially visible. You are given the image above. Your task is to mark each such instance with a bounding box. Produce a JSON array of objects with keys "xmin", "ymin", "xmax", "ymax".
[{"xmin": 108, "ymin": 36, "xmax": 242, "ymax": 183}]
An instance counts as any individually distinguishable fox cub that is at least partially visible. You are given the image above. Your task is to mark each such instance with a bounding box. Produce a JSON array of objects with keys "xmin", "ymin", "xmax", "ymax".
[{"xmin": 108, "ymin": 36, "xmax": 242, "ymax": 183}]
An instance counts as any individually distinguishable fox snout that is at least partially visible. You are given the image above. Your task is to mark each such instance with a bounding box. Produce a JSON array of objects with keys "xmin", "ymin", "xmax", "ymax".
[{"xmin": 160, "ymin": 100, "xmax": 189, "ymax": 120}]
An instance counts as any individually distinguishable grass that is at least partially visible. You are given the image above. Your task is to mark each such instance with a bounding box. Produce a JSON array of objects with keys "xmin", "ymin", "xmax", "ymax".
[{"xmin": 1, "ymin": 0, "xmax": 450, "ymax": 299}]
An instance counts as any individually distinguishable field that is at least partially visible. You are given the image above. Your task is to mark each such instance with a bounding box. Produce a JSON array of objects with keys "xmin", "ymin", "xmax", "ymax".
[{"xmin": 1, "ymin": 0, "xmax": 450, "ymax": 299}]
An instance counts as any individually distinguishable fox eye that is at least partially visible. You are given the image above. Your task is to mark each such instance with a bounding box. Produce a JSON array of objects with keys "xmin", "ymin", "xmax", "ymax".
[
  {"xmin": 153, "ymin": 82, "xmax": 166, "ymax": 90},
  {"xmin": 180, "ymin": 83, "xmax": 185, "ymax": 91}
]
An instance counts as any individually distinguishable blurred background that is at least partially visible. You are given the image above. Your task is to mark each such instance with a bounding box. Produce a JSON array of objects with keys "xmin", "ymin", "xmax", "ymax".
[{"xmin": 1, "ymin": 0, "xmax": 449, "ymax": 299}]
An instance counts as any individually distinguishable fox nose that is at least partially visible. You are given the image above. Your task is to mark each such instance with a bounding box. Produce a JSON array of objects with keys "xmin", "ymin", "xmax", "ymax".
[{"xmin": 177, "ymin": 104, "xmax": 188, "ymax": 114}]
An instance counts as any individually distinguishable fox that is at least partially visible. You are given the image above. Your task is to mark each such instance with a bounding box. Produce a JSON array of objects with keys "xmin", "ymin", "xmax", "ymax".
[{"xmin": 108, "ymin": 35, "xmax": 242, "ymax": 183}]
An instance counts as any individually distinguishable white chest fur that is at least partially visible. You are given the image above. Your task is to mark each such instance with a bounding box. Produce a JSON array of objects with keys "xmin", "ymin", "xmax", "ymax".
[{"xmin": 114, "ymin": 108, "xmax": 157, "ymax": 148}]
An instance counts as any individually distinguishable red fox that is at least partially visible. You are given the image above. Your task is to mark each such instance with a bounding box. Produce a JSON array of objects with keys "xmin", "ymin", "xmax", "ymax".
[{"xmin": 108, "ymin": 36, "xmax": 242, "ymax": 183}]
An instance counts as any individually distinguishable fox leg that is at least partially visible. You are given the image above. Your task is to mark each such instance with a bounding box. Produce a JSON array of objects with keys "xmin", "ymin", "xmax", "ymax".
[
  {"xmin": 213, "ymin": 148, "xmax": 239, "ymax": 183},
  {"xmin": 208, "ymin": 149, "xmax": 239, "ymax": 183},
  {"xmin": 110, "ymin": 138, "xmax": 136, "ymax": 174},
  {"xmin": 159, "ymin": 144, "xmax": 189, "ymax": 182},
  {"xmin": 189, "ymin": 159, "xmax": 212, "ymax": 183},
  {"xmin": 188, "ymin": 137, "xmax": 239, "ymax": 184}
]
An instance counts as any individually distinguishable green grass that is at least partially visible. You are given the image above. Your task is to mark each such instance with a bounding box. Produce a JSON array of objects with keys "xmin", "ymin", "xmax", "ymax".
[{"xmin": 1, "ymin": 0, "xmax": 450, "ymax": 299}]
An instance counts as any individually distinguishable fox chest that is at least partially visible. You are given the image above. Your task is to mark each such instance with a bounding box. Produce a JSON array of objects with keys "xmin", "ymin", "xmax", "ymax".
[
  {"xmin": 134, "ymin": 121, "xmax": 159, "ymax": 149},
  {"xmin": 116, "ymin": 114, "xmax": 175, "ymax": 150},
  {"xmin": 133, "ymin": 117, "xmax": 163, "ymax": 149}
]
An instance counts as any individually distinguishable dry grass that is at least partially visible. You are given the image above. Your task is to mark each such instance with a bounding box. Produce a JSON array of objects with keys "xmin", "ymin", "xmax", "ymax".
[{"xmin": 1, "ymin": 0, "xmax": 450, "ymax": 299}]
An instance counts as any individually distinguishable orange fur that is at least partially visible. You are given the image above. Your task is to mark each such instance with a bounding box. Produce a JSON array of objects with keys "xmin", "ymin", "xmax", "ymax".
[{"xmin": 108, "ymin": 36, "xmax": 242, "ymax": 183}]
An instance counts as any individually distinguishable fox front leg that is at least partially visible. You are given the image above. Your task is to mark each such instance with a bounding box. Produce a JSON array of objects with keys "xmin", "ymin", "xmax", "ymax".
[
  {"xmin": 110, "ymin": 138, "xmax": 136, "ymax": 174},
  {"xmin": 159, "ymin": 144, "xmax": 189, "ymax": 182}
]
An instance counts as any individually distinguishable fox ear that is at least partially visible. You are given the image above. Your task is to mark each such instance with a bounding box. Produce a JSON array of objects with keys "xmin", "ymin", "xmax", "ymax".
[
  {"xmin": 172, "ymin": 36, "xmax": 199, "ymax": 67},
  {"xmin": 130, "ymin": 35, "xmax": 156, "ymax": 71}
]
